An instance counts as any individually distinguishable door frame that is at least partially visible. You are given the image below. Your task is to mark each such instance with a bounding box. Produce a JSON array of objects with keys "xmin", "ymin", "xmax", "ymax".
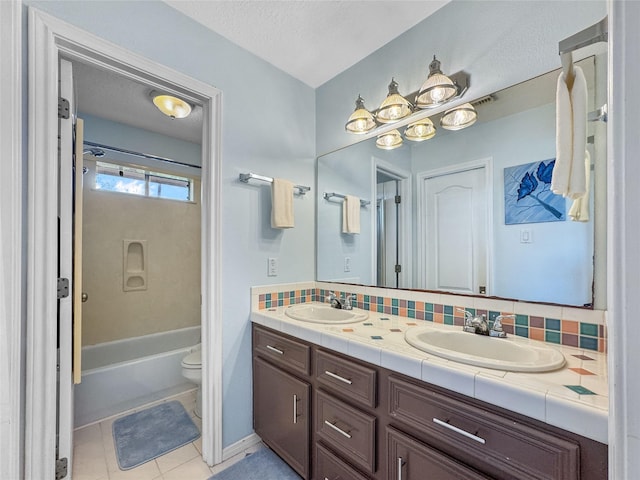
[
  {"xmin": 0, "ymin": 1, "xmax": 23, "ymax": 479},
  {"xmin": 416, "ymin": 158, "xmax": 494, "ymax": 293},
  {"xmin": 26, "ymin": 8, "xmax": 223, "ymax": 478},
  {"xmin": 371, "ymin": 158, "xmax": 412, "ymax": 289}
]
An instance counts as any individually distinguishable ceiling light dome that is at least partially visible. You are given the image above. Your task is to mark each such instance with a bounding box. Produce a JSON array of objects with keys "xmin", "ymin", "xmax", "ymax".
[
  {"xmin": 440, "ymin": 103, "xmax": 478, "ymax": 130},
  {"xmin": 376, "ymin": 78, "xmax": 412, "ymax": 124},
  {"xmin": 375, "ymin": 129, "xmax": 403, "ymax": 150},
  {"xmin": 405, "ymin": 118, "xmax": 436, "ymax": 142},
  {"xmin": 415, "ymin": 56, "xmax": 458, "ymax": 109},
  {"xmin": 345, "ymin": 95, "xmax": 376, "ymax": 134},
  {"xmin": 150, "ymin": 91, "xmax": 192, "ymax": 119}
]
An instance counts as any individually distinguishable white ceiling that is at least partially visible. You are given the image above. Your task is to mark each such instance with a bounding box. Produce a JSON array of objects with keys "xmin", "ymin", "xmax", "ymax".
[
  {"xmin": 165, "ymin": 0, "xmax": 451, "ymax": 88},
  {"xmin": 74, "ymin": 1, "xmax": 451, "ymax": 144}
]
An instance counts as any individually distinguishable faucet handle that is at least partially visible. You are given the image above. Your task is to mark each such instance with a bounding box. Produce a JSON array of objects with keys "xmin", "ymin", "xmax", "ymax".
[
  {"xmin": 490, "ymin": 314, "xmax": 514, "ymax": 337},
  {"xmin": 456, "ymin": 308, "xmax": 474, "ymax": 323},
  {"xmin": 342, "ymin": 294, "xmax": 355, "ymax": 310}
]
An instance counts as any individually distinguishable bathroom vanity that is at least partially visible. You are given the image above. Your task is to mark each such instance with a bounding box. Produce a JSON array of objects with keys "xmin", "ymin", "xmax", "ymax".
[{"xmin": 251, "ymin": 309, "xmax": 607, "ymax": 480}]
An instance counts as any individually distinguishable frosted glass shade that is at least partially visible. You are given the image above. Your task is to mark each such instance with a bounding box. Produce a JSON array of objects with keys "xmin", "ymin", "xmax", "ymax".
[
  {"xmin": 405, "ymin": 118, "xmax": 436, "ymax": 141},
  {"xmin": 345, "ymin": 95, "xmax": 376, "ymax": 133},
  {"xmin": 376, "ymin": 129, "xmax": 403, "ymax": 150},
  {"xmin": 376, "ymin": 78, "xmax": 412, "ymax": 124},
  {"xmin": 440, "ymin": 103, "xmax": 477, "ymax": 130},
  {"xmin": 152, "ymin": 94, "xmax": 192, "ymax": 119},
  {"xmin": 416, "ymin": 73, "xmax": 457, "ymax": 108}
]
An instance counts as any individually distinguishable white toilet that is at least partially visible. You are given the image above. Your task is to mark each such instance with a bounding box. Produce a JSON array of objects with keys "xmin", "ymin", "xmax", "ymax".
[{"xmin": 181, "ymin": 347, "xmax": 202, "ymax": 418}]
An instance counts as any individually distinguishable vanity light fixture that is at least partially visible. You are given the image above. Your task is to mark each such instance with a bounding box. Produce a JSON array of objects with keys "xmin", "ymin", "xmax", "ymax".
[
  {"xmin": 345, "ymin": 95, "xmax": 376, "ymax": 134},
  {"xmin": 375, "ymin": 78, "xmax": 413, "ymax": 124},
  {"xmin": 404, "ymin": 118, "xmax": 436, "ymax": 142},
  {"xmin": 375, "ymin": 129, "xmax": 403, "ymax": 150},
  {"xmin": 440, "ymin": 103, "xmax": 478, "ymax": 130},
  {"xmin": 415, "ymin": 56, "xmax": 458, "ymax": 109},
  {"xmin": 150, "ymin": 90, "xmax": 192, "ymax": 119}
]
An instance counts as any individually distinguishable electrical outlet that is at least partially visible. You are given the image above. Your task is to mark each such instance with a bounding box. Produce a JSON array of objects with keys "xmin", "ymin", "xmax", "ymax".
[
  {"xmin": 344, "ymin": 256, "xmax": 351, "ymax": 272},
  {"xmin": 267, "ymin": 257, "xmax": 278, "ymax": 276}
]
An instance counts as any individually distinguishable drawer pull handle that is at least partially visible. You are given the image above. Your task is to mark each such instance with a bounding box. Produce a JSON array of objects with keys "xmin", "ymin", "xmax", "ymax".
[
  {"xmin": 324, "ymin": 370, "xmax": 353, "ymax": 385},
  {"xmin": 324, "ymin": 420, "xmax": 352, "ymax": 439},
  {"xmin": 433, "ymin": 417, "xmax": 486, "ymax": 444},
  {"xmin": 397, "ymin": 457, "xmax": 405, "ymax": 480},
  {"xmin": 266, "ymin": 344, "xmax": 284, "ymax": 355},
  {"xmin": 293, "ymin": 394, "xmax": 298, "ymax": 424}
]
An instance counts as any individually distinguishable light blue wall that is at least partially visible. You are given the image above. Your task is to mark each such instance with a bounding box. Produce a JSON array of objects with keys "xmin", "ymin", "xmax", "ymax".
[
  {"xmin": 80, "ymin": 113, "xmax": 202, "ymax": 172},
  {"xmin": 316, "ymin": 0, "xmax": 607, "ymax": 155},
  {"xmin": 26, "ymin": 0, "xmax": 315, "ymax": 447}
]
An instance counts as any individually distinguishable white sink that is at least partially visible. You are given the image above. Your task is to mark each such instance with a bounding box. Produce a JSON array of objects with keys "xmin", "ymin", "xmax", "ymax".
[
  {"xmin": 405, "ymin": 327, "xmax": 565, "ymax": 372},
  {"xmin": 285, "ymin": 303, "xmax": 368, "ymax": 324}
]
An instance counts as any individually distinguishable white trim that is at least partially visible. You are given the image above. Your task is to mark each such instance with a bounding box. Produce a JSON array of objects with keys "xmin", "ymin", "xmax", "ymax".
[
  {"xmin": 608, "ymin": 1, "xmax": 638, "ymax": 477},
  {"xmin": 221, "ymin": 433, "xmax": 262, "ymax": 461},
  {"xmin": 0, "ymin": 2, "xmax": 23, "ymax": 480},
  {"xmin": 371, "ymin": 158, "xmax": 413, "ymax": 288},
  {"xmin": 25, "ymin": 8, "xmax": 223, "ymax": 477},
  {"xmin": 415, "ymin": 158, "xmax": 494, "ymax": 293}
]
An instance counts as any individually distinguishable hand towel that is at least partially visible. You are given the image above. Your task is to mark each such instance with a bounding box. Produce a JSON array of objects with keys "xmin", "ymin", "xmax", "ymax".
[
  {"xmin": 271, "ymin": 178, "xmax": 294, "ymax": 229},
  {"xmin": 551, "ymin": 66, "xmax": 588, "ymax": 199},
  {"xmin": 342, "ymin": 195, "xmax": 361, "ymax": 234},
  {"xmin": 568, "ymin": 66, "xmax": 587, "ymax": 198},
  {"xmin": 568, "ymin": 150, "xmax": 591, "ymax": 222}
]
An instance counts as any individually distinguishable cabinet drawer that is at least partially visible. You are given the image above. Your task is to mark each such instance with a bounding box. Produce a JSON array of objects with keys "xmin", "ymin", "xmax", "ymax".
[
  {"xmin": 316, "ymin": 390, "xmax": 377, "ymax": 474},
  {"xmin": 253, "ymin": 325, "xmax": 311, "ymax": 376},
  {"xmin": 387, "ymin": 426, "xmax": 490, "ymax": 480},
  {"xmin": 388, "ymin": 376, "xmax": 580, "ymax": 480},
  {"xmin": 316, "ymin": 443, "xmax": 370, "ymax": 480},
  {"xmin": 316, "ymin": 349, "xmax": 377, "ymax": 408}
]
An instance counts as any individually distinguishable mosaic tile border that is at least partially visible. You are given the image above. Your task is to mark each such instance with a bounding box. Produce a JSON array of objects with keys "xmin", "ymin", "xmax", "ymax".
[{"xmin": 257, "ymin": 287, "xmax": 606, "ymax": 353}]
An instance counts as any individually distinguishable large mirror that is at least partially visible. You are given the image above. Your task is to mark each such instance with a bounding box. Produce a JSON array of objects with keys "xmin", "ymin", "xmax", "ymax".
[{"xmin": 317, "ymin": 55, "xmax": 607, "ymax": 309}]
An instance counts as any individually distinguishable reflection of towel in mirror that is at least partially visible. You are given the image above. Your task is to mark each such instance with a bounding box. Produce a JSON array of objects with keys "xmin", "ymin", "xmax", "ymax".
[
  {"xmin": 569, "ymin": 150, "xmax": 590, "ymax": 222},
  {"xmin": 271, "ymin": 178, "xmax": 294, "ymax": 228},
  {"xmin": 552, "ymin": 66, "xmax": 587, "ymax": 199},
  {"xmin": 342, "ymin": 195, "xmax": 360, "ymax": 234}
]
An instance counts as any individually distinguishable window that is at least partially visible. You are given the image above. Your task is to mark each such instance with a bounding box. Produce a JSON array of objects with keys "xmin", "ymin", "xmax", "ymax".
[{"xmin": 95, "ymin": 161, "xmax": 193, "ymax": 202}]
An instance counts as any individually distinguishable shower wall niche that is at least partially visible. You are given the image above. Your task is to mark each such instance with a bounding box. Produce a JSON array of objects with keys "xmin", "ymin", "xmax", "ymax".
[{"xmin": 123, "ymin": 240, "xmax": 147, "ymax": 291}]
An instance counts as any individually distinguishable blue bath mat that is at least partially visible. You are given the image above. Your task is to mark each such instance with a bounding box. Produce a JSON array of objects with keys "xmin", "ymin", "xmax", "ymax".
[
  {"xmin": 209, "ymin": 448, "xmax": 301, "ymax": 480},
  {"xmin": 112, "ymin": 400, "xmax": 200, "ymax": 470}
]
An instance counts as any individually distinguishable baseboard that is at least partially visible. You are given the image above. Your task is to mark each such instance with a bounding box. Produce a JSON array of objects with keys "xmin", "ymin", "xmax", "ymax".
[{"xmin": 222, "ymin": 432, "xmax": 262, "ymax": 461}]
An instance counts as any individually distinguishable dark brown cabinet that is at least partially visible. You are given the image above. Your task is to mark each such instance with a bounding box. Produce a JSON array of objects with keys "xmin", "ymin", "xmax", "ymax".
[
  {"xmin": 253, "ymin": 356, "xmax": 311, "ymax": 479},
  {"xmin": 252, "ymin": 324, "xmax": 607, "ymax": 480},
  {"xmin": 387, "ymin": 426, "xmax": 491, "ymax": 480}
]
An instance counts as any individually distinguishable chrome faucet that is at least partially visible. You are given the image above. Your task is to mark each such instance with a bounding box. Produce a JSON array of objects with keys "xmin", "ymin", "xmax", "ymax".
[
  {"xmin": 341, "ymin": 294, "xmax": 355, "ymax": 310},
  {"xmin": 457, "ymin": 309, "xmax": 489, "ymax": 335},
  {"xmin": 325, "ymin": 291, "xmax": 343, "ymax": 309},
  {"xmin": 490, "ymin": 314, "xmax": 514, "ymax": 338}
]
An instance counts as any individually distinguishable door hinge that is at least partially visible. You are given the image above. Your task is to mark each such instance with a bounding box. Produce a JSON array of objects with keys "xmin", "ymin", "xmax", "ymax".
[
  {"xmin": 58, "ymin": 97, "xmax": 70, "ymax": 119},
  {"xmin": 395, "ymin": 195, "xmax": 401, "ymax": 204},
  {"xmin": 395, "ymin": 264, "xmax": 402, "ymax": 273},
  {"xmin": 57, "ymin": 278, "xmax": 70, "ymax": 299},
  {"xmin": 55, "ymin": 457, "xmax": 68, "ymax": 480}
]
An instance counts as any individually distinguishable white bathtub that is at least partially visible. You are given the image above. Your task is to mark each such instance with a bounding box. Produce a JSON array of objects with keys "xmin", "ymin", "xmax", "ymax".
[{"xmin": 74, "ymin": 326, "xmax": 200, "ymax": 427}]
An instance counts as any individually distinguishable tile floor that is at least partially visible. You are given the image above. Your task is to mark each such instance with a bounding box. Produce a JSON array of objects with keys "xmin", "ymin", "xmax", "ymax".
[{"xmin": 72, "ymin": 390, "xmax": 264, "ymax": 480}]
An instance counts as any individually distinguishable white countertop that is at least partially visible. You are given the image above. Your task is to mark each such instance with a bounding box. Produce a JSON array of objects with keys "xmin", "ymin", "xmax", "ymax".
[{"xmin": 251, "ymin": 303, "xmax": 609, "ymax": 444}]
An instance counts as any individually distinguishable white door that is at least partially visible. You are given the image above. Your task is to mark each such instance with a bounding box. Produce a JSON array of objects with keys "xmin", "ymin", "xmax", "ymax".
[
  {"xmin": 421, "ymin": 167, "xmax": 488, "ymax": 295},
  {"xmin": 58, "ymin": 57, "xmax": 75, "ymax": 477}
]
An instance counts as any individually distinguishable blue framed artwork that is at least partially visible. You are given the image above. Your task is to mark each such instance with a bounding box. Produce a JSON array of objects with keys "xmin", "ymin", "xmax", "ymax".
[{"xmin": 504, "ymin": 159, "xmax": 565, "ymax": 225}]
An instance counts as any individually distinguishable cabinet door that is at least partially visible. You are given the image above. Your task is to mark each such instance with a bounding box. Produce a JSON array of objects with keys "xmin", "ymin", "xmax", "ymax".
[
  {"xmin": 253, "ymin": 357, "xmax": 310, "ymax": 479},
  {"xmin": 387, "ymin": 427, "xmax": 490, "ymax": 480}
]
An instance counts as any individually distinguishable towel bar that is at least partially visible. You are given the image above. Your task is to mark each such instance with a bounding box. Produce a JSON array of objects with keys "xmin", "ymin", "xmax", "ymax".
[
  {"xmin": 323, "ymin": 192, "xmax": 370, "ymax": 207},
  {"xmin": 239, "ymin": 172, "xmax": 310, "ymax": 195}
]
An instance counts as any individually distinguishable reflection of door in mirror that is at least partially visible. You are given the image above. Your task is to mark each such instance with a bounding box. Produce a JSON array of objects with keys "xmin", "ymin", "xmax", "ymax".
[
  {"xmin": 377, "ymin": 178, "xmax": 399, "ymax": 288},
  {"xmin": 419, "ymin": 164, "xmax": 488, "ymax": 295}
]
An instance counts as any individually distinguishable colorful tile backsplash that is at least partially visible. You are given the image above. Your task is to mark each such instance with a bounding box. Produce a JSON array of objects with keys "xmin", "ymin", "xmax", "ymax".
[{"xmin": 256, "ymin": 286, "xmax": 606, "ymax": 353}]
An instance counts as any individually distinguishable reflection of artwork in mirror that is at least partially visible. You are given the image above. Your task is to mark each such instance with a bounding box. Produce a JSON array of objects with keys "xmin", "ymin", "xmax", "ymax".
[{"xmin": 504, "ymin": 160, "xmax": 565, "ymax": 225}]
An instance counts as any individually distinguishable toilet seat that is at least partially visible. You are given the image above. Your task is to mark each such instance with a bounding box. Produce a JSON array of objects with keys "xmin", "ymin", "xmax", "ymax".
[{"xmin": 181, "ymin": 350, "xmax": 201, "ymax": 369}]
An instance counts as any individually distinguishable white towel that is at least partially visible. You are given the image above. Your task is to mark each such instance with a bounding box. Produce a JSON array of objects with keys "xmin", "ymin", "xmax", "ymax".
[
  {"xmin": 342, "ymin": 195, "xmax": 361, "ymax": 234},
  {"xmin": 568, "ymin": 150, "xmax": 591, "ymax": 222},
  {"xmin": 552, "ymin": 66, "xmax": 588, "ymax": 199},
  {"xmin": 271, "ymin": 178, "xmax": 294, "ymax": 229}
]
